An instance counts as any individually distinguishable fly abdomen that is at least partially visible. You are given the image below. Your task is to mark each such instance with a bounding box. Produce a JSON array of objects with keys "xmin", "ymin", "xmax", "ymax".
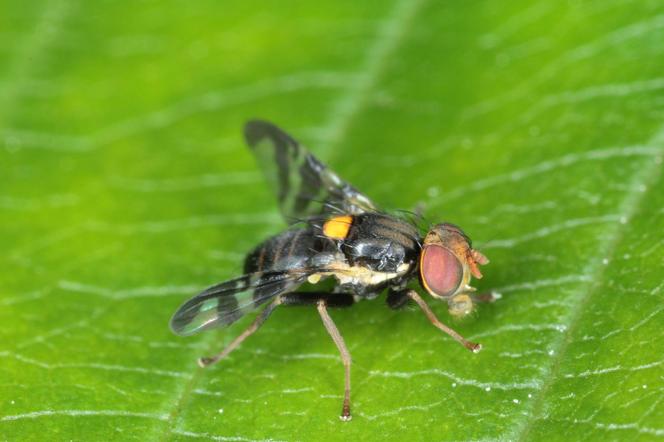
[{"xmin": 244, "ymin": 226, "xmax": 323, "ymax": 274}]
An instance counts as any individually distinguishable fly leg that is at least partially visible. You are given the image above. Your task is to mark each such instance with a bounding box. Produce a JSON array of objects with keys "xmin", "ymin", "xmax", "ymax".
[
  {"xmin": 317, "ymin": 299, "xmax": 353, "ymax": 421},
  {"xmin": 471, "ymin": 291, "xmax": 501, "ymax": 304},
  {"xmin": 280, "ymin": 292, "xmax": 355, "ymax": 308},
  {"xmin": 198, "ymin": 296, "xmax": 283, "ymax": 367},
  {"xmin": 447, "ymin": 290, "xmax": 500, "ymax": 317},
  {"xmin": 386, "ymin": 288, "xmax": 410, "ymax": 310},
  {"xmin": 280, "ymin": 292, "xmax": 354, "ymax": 420},
  {"xmin": 405, "ymin": 289, "xmax": 482, "ymax": 353}
]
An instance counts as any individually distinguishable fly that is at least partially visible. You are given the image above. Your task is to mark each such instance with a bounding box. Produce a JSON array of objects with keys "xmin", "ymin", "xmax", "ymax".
[{"xmin": 170, "ymin": 120, "xmax": 495, "ymax": 421}]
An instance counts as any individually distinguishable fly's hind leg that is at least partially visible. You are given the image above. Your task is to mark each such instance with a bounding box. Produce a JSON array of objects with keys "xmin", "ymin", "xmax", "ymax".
[
  {"xmin": 198, "ymin": 296, "xmax": 283, "ymax": 367},
  {"xmin": 280, "ymin": 292, "xmax": 355, "ymax": 308}
]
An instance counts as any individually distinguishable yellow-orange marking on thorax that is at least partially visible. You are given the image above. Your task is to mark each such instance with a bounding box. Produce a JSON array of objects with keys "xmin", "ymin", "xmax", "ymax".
[{"xmin": 323, "ymin": 215, "xmax": 353, "ymax": 240}]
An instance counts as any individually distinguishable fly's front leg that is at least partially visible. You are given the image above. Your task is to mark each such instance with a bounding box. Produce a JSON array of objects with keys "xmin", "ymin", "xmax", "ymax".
[
  {"xmin": 404, "ymin": 289, "xmax": 482, "ymax": 353},
  {"xmin": 198, "ymin": 296, "xmax": 283, "ymax": 367},
  {"xmin": 447, "ymin": 290, "xmax": 500, "ymax": 317},
  {"xmin": 386, "ymin": 288, "xmax": 410, "ymax": 310},
  {"xmin": 471, "ymin": 291, "xmax": 502, "ymax": 304}
]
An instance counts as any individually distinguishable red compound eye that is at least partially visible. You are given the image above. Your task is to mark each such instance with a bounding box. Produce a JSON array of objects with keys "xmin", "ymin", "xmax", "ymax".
[{"xmin": 420, "ymin": 245, "xmax": 463, "ymax": 297}]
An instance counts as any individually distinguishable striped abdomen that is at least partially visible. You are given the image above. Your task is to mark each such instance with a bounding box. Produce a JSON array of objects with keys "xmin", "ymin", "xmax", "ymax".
[{"xmin": 244, "ymin": 226, "xmax": 328, "ymax": 274}]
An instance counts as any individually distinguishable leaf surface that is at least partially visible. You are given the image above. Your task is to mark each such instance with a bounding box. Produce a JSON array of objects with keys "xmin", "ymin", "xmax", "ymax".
[{"xmin": 1, "ymin": 1, "xmax": 663, "ymax": 440}]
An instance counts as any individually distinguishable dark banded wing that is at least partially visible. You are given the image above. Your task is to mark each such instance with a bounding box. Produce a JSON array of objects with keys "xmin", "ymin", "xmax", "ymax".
[
  {"xmin": 170, "ymin": 270, "xmax": 310, "ymax": 336},
  {"xmin": 244, "ymin": 120, "xmax": 378, "ymax": 222}
]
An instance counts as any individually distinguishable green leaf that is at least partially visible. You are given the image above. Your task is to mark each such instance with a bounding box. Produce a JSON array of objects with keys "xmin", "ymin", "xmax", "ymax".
[{"xmin": 2, "ymin": 0, "xmax": 663, "ymax": 440}]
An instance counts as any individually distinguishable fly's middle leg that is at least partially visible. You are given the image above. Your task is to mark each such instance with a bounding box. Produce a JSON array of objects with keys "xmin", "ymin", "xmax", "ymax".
[
  {"xmin": 317, "ymin": 299, "xmax": 352, "ymax": 421},
  {"xmin": 280, "ymin": 292, "xmax": 354, "ymax": 421}
]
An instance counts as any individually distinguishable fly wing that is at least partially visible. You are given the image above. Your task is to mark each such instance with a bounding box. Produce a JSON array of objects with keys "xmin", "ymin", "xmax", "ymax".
[
  {"xmin": 244, "ymin": 120, "xmax": 378, "ymax": 222},
  {"xmin": 170, "ymin": 270, "xmax": 310, "ymax": 336}
]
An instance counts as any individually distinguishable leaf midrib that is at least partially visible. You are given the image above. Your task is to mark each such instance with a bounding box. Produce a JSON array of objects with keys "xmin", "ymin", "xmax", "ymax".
[{"xmin": 512, "ymin": 128, "xmax": 664, "ymax": 441}]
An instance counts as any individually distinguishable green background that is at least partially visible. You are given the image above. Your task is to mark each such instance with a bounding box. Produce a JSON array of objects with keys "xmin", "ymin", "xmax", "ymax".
[{"xmin": 1, "ymin": 0, "xmax": 663, "ymax": 440}]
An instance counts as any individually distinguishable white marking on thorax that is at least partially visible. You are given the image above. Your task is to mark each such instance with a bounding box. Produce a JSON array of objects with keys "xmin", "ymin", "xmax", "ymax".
[{"xmin": 323, "ymin": 261, "xmax": 410, "ymax": 287}]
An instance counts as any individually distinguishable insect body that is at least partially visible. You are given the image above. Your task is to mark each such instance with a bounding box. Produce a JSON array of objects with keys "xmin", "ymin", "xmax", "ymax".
[{"xmin": 170, "ymin": 120, "xmax": 492, "ymax": 421}]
